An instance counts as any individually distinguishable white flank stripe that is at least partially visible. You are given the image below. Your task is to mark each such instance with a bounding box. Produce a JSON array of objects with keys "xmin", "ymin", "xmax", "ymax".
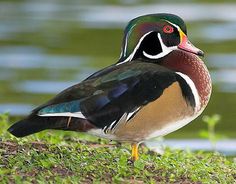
[
  {"xmin": 38, "ymin": 112, "xmax": 86, "ymax": 119},
  {"xmin": 127, "ymin": 111, "xmax": 136, "ymax": 121},
  {"xmin": 103, "ymin": 120, "xmax": 117, "ymax": 133},
  {"xmin": 126, "ymin": 107, "xmax": 141, "ymax": 121},
  {"xmin": 110, "ymin": 113, "xmax": 127, "ymax": 133},
  {"xmin": 175, "ymin": 72, "xmax": 200, "ymax": 112},
  {"xmin": 109, "ymin": 120, "xmax": 118, "ymax": 129}
]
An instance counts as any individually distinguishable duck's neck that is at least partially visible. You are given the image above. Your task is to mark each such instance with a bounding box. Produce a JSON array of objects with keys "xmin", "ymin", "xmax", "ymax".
[{"xmin": 160, "ymin": 50, "xmax": 212, "ymax": 109}]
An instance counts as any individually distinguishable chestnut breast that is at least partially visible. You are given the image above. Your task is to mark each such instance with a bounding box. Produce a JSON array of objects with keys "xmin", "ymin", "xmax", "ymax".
[{"xmin": 161, "ymin": 50, "xmax": 212, "ymax": 108}]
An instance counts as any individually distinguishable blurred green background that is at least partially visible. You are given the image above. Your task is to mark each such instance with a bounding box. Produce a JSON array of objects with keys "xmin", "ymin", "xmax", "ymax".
[{"xmin": 0, "ymin": 0, "xmax": 236, "ymax": 138}]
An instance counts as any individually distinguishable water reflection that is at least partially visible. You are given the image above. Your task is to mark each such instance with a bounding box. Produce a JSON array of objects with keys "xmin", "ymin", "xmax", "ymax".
[
  {"xmin": 207, "ymin": 54, "xmax": 236, "ymax": 68},
  {"xmin": 146, "ymin": 139, "xmax": 236, "ymax": 156},
  {"xmin": 203, "ymin": 23, "xmax": 236, "ymax": 42},
  {"xmin": 1, "ymin": 2, "xmax": 236, "ymax": 31},
  {"xmin": 15, "ymin": 80, "xmax": 78, "ymax": 94},
  {"xmin": 0, "ymin": 104, "xmax": 33, "ymax": 116},
  {"xmin": 0, "ymin": 46, "xmax": 87, "ymax": 69},
  {"xmin": 80, "ymin": 3, "xmax": 236, "ymax": 27},
  {"xmin": 211, "ymin": 70, "xmax": 236, "ymax": 84}
]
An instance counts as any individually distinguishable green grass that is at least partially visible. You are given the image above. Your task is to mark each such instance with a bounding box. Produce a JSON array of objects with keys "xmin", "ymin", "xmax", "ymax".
[{"xmin": 0, "ymin": 113, "xmax": 235, "ymax": 183}]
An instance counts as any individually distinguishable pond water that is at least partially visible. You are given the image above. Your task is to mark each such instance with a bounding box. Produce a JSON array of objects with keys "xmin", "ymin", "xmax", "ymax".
[
  {"xmin": 0, "ymin": 0, "xmax": 236, "ymax": 138},
  {"xmin": 146, "ymin": 139, "xmax": 236, "ymax": 156}
]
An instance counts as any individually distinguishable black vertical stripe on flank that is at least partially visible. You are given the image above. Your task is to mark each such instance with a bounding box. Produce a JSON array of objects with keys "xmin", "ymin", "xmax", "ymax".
[{"xmin": 175, "ymin": 74, "xmax": 196, "ymax": 108}]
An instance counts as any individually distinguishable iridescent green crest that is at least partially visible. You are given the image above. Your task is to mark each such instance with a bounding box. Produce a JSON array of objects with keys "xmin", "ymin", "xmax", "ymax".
[{"xmin": 119, "ymin": 13, "xmax": 187, "ymax": 62}]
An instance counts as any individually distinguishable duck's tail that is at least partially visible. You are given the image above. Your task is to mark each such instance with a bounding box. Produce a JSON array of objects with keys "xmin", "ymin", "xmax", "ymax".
[{"xmin": 8, "ymin": 115, "xmax": 93, "ymax": 137}]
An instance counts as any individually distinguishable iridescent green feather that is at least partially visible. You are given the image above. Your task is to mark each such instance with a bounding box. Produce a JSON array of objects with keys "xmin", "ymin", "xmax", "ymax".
[
  {"xmin": 38, "ymin": 100, "xmax": 81, "ymax": 115},
  {"xmin": 119, "ymin": 13, "xmax": 186, "ymax": 62}
]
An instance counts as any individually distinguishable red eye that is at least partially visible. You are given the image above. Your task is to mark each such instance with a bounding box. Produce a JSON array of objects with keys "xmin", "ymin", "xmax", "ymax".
[{"xmin": 163, "ymin": 25, "xmax": 174, "ymax": 34}]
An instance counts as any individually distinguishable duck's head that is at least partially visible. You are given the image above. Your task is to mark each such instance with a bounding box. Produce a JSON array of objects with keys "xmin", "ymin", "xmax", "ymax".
[{"xmin": 118, "ymin": 13, "xmax": 204, "ymax": 63}]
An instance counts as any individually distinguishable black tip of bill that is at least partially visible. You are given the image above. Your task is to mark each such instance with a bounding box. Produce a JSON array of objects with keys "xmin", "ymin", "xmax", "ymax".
[{"xmin": 197, "ymin": 50, "xmax": 204, "ymax": 57}]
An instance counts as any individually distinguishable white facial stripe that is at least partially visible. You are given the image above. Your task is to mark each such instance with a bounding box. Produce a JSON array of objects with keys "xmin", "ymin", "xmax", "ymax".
[
  {"xmin": 143, "ymin": 33, "xmax": 177, "ymax": 59},
  {"xmin": 117, "ymin": 31, "xmax": 153, "ymax": 66},
  {"xmin": 175, "ymin": 72, "xmax": 200, "ymax": 112},
  {"xmin": 123, "ymin": 24, "xmax": 136, "ymax": 58},
  {"xmin": 118, "ymin": 22, "xmax": 181, "ymax": 64},
  {"xmin": 165, "ymin": 20, "xmax": 181, "ymax": 32}
]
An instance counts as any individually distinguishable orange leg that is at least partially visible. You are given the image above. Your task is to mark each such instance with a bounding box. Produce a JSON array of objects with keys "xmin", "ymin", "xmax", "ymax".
[{"xmin": 131, "ymin": 143, "xmax": 139, "ymax": 161}]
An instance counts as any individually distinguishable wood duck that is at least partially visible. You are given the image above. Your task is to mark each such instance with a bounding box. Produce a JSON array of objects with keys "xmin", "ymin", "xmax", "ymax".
[{"xmin": 8, "ymin": 13, "xmax": 212, "ymax": 161}]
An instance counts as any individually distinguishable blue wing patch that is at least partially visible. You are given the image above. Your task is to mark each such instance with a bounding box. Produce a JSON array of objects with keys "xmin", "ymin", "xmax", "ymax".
[{"xmin": 38, "ymin": 100, "xmax": 81, "ymax": 115}]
